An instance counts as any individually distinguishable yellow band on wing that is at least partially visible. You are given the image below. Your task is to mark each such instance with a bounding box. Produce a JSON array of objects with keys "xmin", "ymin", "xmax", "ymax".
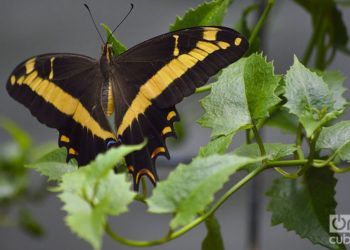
[
  {"xmin": 14, "ymin": 65, "xmax": 115, "ymax": 141},
  {"xmin": 117, "ymin": 40, "xmax": 225, "ymax": 135}
]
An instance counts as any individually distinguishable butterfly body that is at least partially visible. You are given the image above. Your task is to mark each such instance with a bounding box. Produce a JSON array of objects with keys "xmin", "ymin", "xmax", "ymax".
[{"xmin": 7, "ymin": 26, "xmax": 248, "ymax": 190}]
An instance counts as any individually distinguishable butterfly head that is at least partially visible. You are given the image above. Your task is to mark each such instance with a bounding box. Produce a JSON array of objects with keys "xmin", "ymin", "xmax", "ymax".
[{"xmin": 102, "ymin": 43, "xmax": 114, "ymax": 63}]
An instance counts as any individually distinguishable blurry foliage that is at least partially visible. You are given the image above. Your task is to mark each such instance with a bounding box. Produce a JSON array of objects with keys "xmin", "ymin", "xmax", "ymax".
[
  {"xmin": 0, "ymin": 120, "xmax": 48, "ymax": 237},
  {"xmin": 2, "ymin": 0, "xmax": 350, "ymax": 249}
]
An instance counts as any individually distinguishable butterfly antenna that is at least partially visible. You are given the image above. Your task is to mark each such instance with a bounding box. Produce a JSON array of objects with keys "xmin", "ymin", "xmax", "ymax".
[
  {"xmin": 84, "ymin": 3, "xmax": 105, "ymax": 44},
  {"xmin": 107, "ymin": 3, "xmax": 134, "ymax": 42}
]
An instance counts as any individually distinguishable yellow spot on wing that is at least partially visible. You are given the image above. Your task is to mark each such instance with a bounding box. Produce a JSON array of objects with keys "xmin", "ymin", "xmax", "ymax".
[
  {"xmin": 217, "ymin": 41, "xmax": 230, "ymax": 49},
  {"xmin": 49, "ymin": 57, "xmax": 55, "ymax": 80},
  {"xmin": 128, "ymin": 165, "xmax": 135, "ymax": 173},
  {"xmin": 135, "ymin": 169, "xmax": 156, "ymax": 184},
  {"xmin": 162, "ymin": 126, "xmax": 172, "ymax": 135},
  {"xmin": 235, "ymin": 37, "xmax": 242, "ymax": 46},
  {"xmin": 25, "ymin": 58, "xmax": 36, "ymax": 74},
  {"xmin": 10, "ymin": 75, "xmax": 16, "ymax": 85},
  {"xmin": 167, "ymin": 111, "xmax": 176, "ymax": 121},
  {"xmin": 13, "ymin": 71, "xmax": 115, "ymax": 140},
  {"xmin": 203, "ymin": 29, "xmax": 218, "ymax": 41},
  {"xmin": 151, "ymin": 147, "xmax": 166, "ymax": 158},
  {"xmin": 173, "ymin": 35, "xmax": 180, "ymax": 56},
  {"xmin": 69, "ymin": 148, "xmax": 78, "ymax": 155},
  {"xmin": 196, "ymin": 41, "xmax": 220, "ymax": 53},
  {"xmin": 60, "ymin": 135, "xmax": 70, "ymax": 143}
]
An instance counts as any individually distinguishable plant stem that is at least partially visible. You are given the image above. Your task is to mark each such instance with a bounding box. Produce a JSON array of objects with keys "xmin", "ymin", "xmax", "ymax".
[
  {"xmin": 329, "ymin": 162, "xmax": 350, "ymax": 173},
  {"xmin": 251, "ymin": 122, "xmax": 266, "ymax": 158},
  {"xmin": 295, "ymin": 124, "xmax": 305, "ymax": 160},
  {"xmin": 106, "ymin": 167, "xmax": 264, "ymax": 247},
  {"xmin": 248, "ymin": 0, "xmax": 275, "ymax": 45},
  {"xmin": 195, "ymin": 83, "xmax": 214, "ymax": 94},
  {"xmin": 302, "ymin": 14, "xmax": 323, "ymax": 66}
]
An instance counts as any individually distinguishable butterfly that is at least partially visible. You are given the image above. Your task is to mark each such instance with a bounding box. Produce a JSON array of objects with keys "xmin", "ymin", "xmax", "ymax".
[{"xmin": 6, "ymin": 26, "xmax": 248, "ymax": 190}]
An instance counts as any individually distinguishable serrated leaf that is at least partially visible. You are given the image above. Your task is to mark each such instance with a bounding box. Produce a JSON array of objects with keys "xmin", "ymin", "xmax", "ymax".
[
  {"xmin": 234, "ymin": 143, "xmax": 296, "ymax": 172},
  {"xmin": 266, "ymin": 167, "xmax": 344, "ymax": 250},
  {"xmin": 58, "ymin": 144, "xmax": 141, "ymax": 249},
  {"xmin": 101, "ymin": 23, "xmax": 127, "ymax": 56},
  {"xmin": 198, "ymin": 54, "xmax": 280, "ymax": 137},
  {"xmin": 147, "ymin": 154, "xmax": 262, "ymax": 229},
  {"xmin": 284, "ymin": 56, "xmax": 341, "ymax": 137},
  {"xmin": 170, "ymin": 0, "xmax": 232, "ymax": 31},
  {"xmin": 319, "ymin": 70, "xmax": 348, "ymax": 110},
  {"xmin": 35, "ymin": 147, "xmax": 67, "ymax": 163},
  {"xmin": 199, "ymin": 133, "xmax": 233, "ymax": 157},
  {"xmin": 202, "ymin": 215, "xmax": 224, "ymax": 250},
  {"xmin": 26, "ymin": 162, "xmax": 77, "ymax": 182},
  {"xmin": 316, "ymin": 121, "xmax": 350, "ymax": 162}
]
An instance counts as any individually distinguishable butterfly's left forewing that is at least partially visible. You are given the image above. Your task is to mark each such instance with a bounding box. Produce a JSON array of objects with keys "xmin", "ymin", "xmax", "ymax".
[
  {"xmin": 7, "ymin": 54, "xmax": 117, "ymax": 165},
  {"xmin": 112, "ymin": 26, "xmax": 248, "ymax": 189}
]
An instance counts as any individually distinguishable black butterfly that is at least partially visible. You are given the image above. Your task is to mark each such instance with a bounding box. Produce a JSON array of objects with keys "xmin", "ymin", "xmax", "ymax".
[{"xmin": 7, "ymin": 26, "xmax": 248, "ymax": 190}]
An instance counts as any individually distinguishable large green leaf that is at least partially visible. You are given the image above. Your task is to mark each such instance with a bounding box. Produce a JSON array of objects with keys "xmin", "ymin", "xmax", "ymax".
[
  {"xmin": 316, "ymin": 121, "xmax": 350, "ymax": 162},
  {"xmin": 147, "ymin": 154, "xmax": 262, "ymax": 229},
  {"xmin": 198, "ymin": 54, "xmax": 280, "ymax": 137},
  {"xmin": 266, "ymin": 167, "xmax": 344, "ymax": 249},
  {"xmin": 170, "ymin": 0, "xmax": 232, "ymax": 31},
  {"xmin": 284, "ymin": 56, "xmax": 342, "ymax": 137},
  {"xmin": 265, "ymin": 108, "xmax": 299, "ymax": 134},
  {"xmin": 202, "ymin": 215, "xmax": 225, "ymax": 250},
  {"xmin": 58, "ymin": 144, "xmax": 142, "ymax": 249}
]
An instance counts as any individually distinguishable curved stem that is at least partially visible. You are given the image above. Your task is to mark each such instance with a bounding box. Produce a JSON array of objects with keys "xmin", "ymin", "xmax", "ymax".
[
  {"xmin": 106, "ymin": 166, "xmax": 264, "ymax": 247},
  {"xmin": 329, "ymin": 162, "xmax": 350, "ymax": 173}
]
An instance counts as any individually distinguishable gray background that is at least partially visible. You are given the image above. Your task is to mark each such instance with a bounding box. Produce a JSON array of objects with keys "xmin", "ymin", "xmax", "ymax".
[{"xmin": 0, "ymin": 0, "xmax": 350, "ymax": 249}]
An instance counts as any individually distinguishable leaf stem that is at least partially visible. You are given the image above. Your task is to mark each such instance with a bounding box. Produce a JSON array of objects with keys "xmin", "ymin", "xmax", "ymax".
[
  {"xmin": 328, "ymin": 162, "xmax": 350, "ymax": 173},
  {"xmin": 248, "ymin": 0, "xmax": 275, "ymax": 46},
  {"xmin": 251, "ymin": 122, "xmax": 266, "ymax": 159},
  {"xmin": 105, "ymin": 166, "xmax": 264, "ymax": 247},
  {"xmin": 295, "ymin": 124, "xmax": 305, "ymax": 160},
  {"xmin": 195, "ymin": 83, "xmax": 214, "ymax": 94}
]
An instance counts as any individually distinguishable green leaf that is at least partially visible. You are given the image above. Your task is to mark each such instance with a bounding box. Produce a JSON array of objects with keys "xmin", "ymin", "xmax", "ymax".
[
  {"xmin": 319, "ymin": 70, "xmax": 348, "ymax": 110},
  {"xmin": 199, "ymin": 133, "xmax": 233, "ymax": 157},
  {"xmin": 147, "ymin": 154, "xmax": 261, "ymax": 229},
  {"xmin": 198, "ymin": 54, "xmax": 280, "ymax": 137},
  {"xmin": 58, "ymin": 144, "xmax": 142, "ymax": 249},
  {"xmin": 35, "ymin": 147, "xmax": 68, "ymax": 163},
  {"xmin": 266, "ymin": 167, "xmax": 344, "ymax": 250},
  {"xmin": 284, "ymin": 56, "xmax": 341, "ymax": 137},
  {"xmin": 202, "ymin": 215, "xmax": 225, "ymax": 250},
  {"xmin": 316, "ymin": 121, "xmax": 350, "ymax": 162},
  {"xmin": 170, "ymin": 0, "xmax": 232, "ymax": 31},
  {"xmin": 101, "ymin": 23, "xmax": 127, "ymax": 56},
  {"xmin": 234, "ymin": 143, "xmax": 296, "ymax": 171},
  {"xmin": 26, "ymin": 162, "xmax": 77, "ymax": 182}
]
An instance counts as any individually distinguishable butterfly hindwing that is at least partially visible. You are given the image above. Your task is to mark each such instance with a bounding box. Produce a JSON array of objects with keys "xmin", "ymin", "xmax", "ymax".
[
  {"xmin": 6, "ymin": 54, "xmax": 117, "ymax": 165},
  {"xmin": 111, "ymin": 26, "xmax": 248, "ymax": 189}
]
